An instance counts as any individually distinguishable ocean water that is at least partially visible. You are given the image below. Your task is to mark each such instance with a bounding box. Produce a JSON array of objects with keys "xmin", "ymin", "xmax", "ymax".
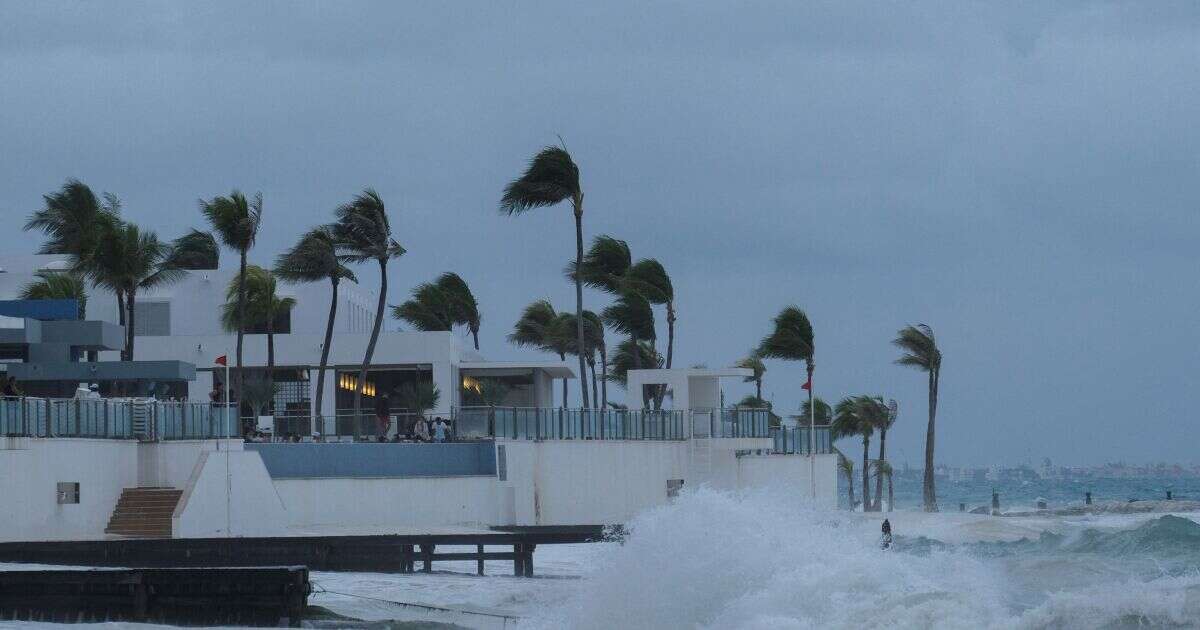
[
  {"xmin": 5, "ymin": 479, "xmax": 1200, "ymax": 629},
  {"xmin": 883, "ymin": 474, "xmax": 1200, "ymax": 513}
]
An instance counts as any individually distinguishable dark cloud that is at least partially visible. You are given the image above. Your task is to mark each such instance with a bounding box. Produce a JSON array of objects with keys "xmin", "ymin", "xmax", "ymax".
[{"xmin": 1, "ymin": 1, "xmax": 1198, "ymax": 466}]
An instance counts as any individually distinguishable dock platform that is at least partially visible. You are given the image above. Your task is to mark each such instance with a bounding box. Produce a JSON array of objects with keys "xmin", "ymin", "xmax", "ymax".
[{"xmin": 0, "ymin": 527, "xmax": 607, "ymax": 575}]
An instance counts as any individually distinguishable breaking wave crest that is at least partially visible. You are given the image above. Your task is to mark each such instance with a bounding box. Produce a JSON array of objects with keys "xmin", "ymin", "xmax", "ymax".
[{"xmin": 528, "ymin": 488, "xmax": 1200, "ymax": 630}]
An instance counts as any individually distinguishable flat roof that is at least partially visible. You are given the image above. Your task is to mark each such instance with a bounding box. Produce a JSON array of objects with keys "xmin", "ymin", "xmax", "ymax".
[
  {"xmin": 458, "ymin": 361, "xmax": 576, "ymax": 379},
  {"xmin": 627, "ymin": 368, "xmax": 754, "ymax": 379}
]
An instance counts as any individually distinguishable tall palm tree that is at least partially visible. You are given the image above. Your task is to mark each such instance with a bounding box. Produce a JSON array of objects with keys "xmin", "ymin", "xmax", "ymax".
[
  {"xmin": 221, "ymin": 266, "xmax": 297, "ymax": 404},
  {"xmin": 626, "ymin": 258, "xmax": 674, "ymax": 408},
  {"xmin": 24, "ymin": 179, "xmax": 121, "ymax": 324},
  {"xmin": 164, "ymin": 229, "xmax": 219, "ymax": 270},
  {"xmin": 335, "ymin": 189, "xmax": 405, "ymax": 436},
  {"xmin": 602, "ymin": 290, "xmax": 656, "ymax": 406},
  {"xmin": 20, "ymin": 271, "xmax": 87, "ymax": 320},
  {"xmin": 852, "ymin": 395, "xmax": 891, "ymax": 512},
  {"xmin": 508, "ymin": 300, "xmax": 572, "ymax": 406},
  {"xmin": 561, "ymin": 310, "xmax": 606, "ymax": 410},
  {"xmin": 799, "ymin": 396, "xmax": 832, "ymax": 425},
  {"xmin": 86, "ymin": 222, "xmax": 182, "ymax": 361},
  {"xmin": 435, "ymin": 272, "xmax": 481, "ymax": 350},
  {"xmin": 501, "ymin": 145, "xmax": 590, "ymax": 408},
  {"xmin": 874, "ymin": 459, "xmax": 895, "ymax": 512},
  {"xmin": 833, "ymin": 396, "xmax": 872, "ymax": 511},
  {"xmin": 736, "ymin": 351, "xmax": 766, "ymax": 400},
  {"xmin": 836, "ymin": 448, "xmax": 856, "ymax": 510},
  {"xmin": 200, "ymin": 191, "xmax": 263, "ymax": 398},
  {"xmin": 894, "ymin": 323, "xmax": 942, "ymax": 512},
  {"xmin": 393, "ymin": 273, "xmax": 482, "ymax": 350},
  {"xmin": 607, "ymin": 338, "xmax": 662, "ymax": 389},
  {"xmin": 871, "ymin": 399, "xmax": 898, "ymax": 512},
  {"xmin": 274, "ymin": 225, "xmax": 356, "ymax": 433},
  {"xmin": 757, "ymin": 306, "xmax": 816, "ymax": 490}
]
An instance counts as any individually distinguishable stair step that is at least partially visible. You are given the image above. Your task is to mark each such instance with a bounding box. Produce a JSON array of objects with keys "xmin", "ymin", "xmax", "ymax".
[{"xmin": 106, "ymin": 487, "xmax": 182, "ymax": 540}]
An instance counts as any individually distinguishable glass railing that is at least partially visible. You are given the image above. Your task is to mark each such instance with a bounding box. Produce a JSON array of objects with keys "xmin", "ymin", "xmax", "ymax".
[
  {"xmin": 453, "ymin": 407, "xmax": 687, "ymax": 441},
  {"xmin": 770, "ymin": 425, "xmax": 832, "ymax": 455},
  {"xmin": 0, "ymin": 397, "xmax": 235, "ymax": 440}
]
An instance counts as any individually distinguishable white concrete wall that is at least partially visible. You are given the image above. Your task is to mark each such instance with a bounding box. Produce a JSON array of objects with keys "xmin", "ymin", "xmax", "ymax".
[
  {"xmin": 737, "ymin": 454, "xmax": 840, "ymax": 510},
  {"xmin": 0, "ymin": 438, "xmax": 138, "ymax": 541},
  {"xmin": 501, "ymin": 440, "xmax": 691, "ymax": 526},
  {"xmin": 271, "ymin": 476, "xmax": 499, "ymax": 530},
  {"xmin": 173, "ymin": 449, "xmax": 288, "ymax": 538}
]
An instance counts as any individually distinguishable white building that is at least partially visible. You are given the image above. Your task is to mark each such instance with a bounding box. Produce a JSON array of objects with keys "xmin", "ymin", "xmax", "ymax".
[{"xmin": 0, "ymin": 255, "xmax": 838, "ymax": 541}]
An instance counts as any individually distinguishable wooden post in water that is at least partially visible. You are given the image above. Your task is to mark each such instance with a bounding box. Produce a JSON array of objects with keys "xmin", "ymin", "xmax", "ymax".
[
  {"xmin": 513, "ymin": 544, "xmax": 523, "ymax": 576},
  {"xmin": 476, "ymin": 545, "xmax": 485, "ymax": 576},
  {"xmin": 1085, "ymin": 491, "xmax": 1092, "ymax": 505},
  {"xmin": 420, "ymin": 544, "xmax": 434, "ymax": 573},
  {"xmin": 991, "ymin": 490, "xmax": 1000, "ymax": 516}
]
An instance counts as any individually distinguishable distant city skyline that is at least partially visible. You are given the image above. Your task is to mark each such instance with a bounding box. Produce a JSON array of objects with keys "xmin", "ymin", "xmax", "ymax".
[{"xmin": 3, "ymin": 3, "xmax": 1199, "ymax": 465}]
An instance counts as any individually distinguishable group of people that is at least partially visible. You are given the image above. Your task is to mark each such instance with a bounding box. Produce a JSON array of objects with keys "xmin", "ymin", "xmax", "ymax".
[{"xmin": 374, "ymin": 393, "xmax": 450, "ymax": 443}]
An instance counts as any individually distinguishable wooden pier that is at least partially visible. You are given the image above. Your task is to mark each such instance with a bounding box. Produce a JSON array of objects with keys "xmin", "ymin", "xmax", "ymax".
[
  {"xmin": 0, "ymin": 527, "xmax": 605, "ymax": 576},
  {"xmin": 0, "ymin": 567, "xmax": 309, "ymax": 626}
]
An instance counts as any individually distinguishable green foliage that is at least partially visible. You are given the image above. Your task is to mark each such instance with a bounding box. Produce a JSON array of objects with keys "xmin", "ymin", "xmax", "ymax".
[
  {"xmin": 20, "ymin": 271, "xmax": 87, "ymax": 319},
  {"xmin": 608, "ymin": 339, "xmax": 662, "ymax": 387},
  {"xmin": 220, "ymin": 265, "xmax": 296, "ymax": 333},
  {"xmin": 736, "ymin": 352, "xmax": 766, "ymax": 384},
  {"xmin": 334, "ymin": 189, "xmax": 405, "ymax": 264},
  {"xmin": 200, "ymin": 190, "xmax": 262, "ymax": 253},
  {"xmin": 463, "ymin": 378, "xmax": 511, "ymax": 406},
  {"xmin": 757, "ymin": 306, "xmax": 814, "ymax": 364},
  {"xmin": 164, "ymin": 229, "xmax": 219, "ymax": 270},
  {"xmin": 274, "ymin": 225, "xmax": 356, "ymax": 286},
  {"xmin": 601, "ymin": 290, "xmax": 655, "ymax": 342},
  {"xmin": 396, "ymin": 381, "xmax": 441, "ymax": 415},
  {"xmin": 499, "ymin": 146, "xmax": 581, "ymax": 215},
  {"xmin": 393, "ymin": 272, "xmax": 481, "ymax": 346},
  {"xmin": 799, "ymin": 396, "xmax": 833, "ymax": 425},
  {"xmin": 24, "ymin": 179, "xmax": 121, "ymax": 262},
  {"xmin": 566, "ymin": 235, "xmax": 631, "ymax": 292},
  {"xmin": 893, "ymin": 324, "xmax": 941, "ymax": 372}
]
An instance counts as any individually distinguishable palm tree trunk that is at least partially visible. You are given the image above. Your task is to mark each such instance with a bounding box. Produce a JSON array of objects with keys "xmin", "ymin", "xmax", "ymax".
[
  {"xmin": 116, "ymin": 288, "xmax": 127, "ymax": 360},
  {"xmin": 353, "ymin": 258, "xmax": 388, "ymax": 439},
  {"xmin": 236, "ymin": 250, "xmax": 248, "ymax": 408},
  {"xmin": 266, "ymin": 313, "xmax": 275, "ymax": 416},
  {"xmin": 846, "ymin": 468, "xmax": 855, "ymax": 510},
  {"xmin": 599, "ymin": 345, "xmax": 608, "ymax": 410},
  {"xmin": 888, "ymin": 472, "xmax": 894, "ymax": 512},
  {"xmin": 471, "ymin": 328, "xmax": 479, "ymax": 351},
  {"xmin": 861, "ymin": 436, "xmax": 871, "ymax": 512},
  {"xmin": 755, "ymin": 377, "xmax": 762, "ymax": 401},
  {"xmin": 923, "ymin": 368, "xmax": 939, "ymax": 512},
  {"xmin": 572, "ymin": 202, "xmax": 590, "ymax": 409},
  {"xmin": 314, "ymin": 278, "xmax": 339, "ymax": 435},
  {"xmin": 124, "ymin": 288, "xmax": 136, "ymax": 362},
  {"xmin": 588, "ymin": 355, "xmax": 598, "ymax": 411},
  {"xmin": 874, "ymin": 428, "xmax": 887, "ymax": 512},
  {"xmin": 558, "ymin": 352, "xmax": 567, "ymax": 409}
]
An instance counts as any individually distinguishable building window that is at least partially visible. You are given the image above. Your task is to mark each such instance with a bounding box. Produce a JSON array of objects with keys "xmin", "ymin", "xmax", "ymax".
[
  {"xmin": 245, "ymin": 310, "xmax": 291, "ymax": 335},
  {"xmin": 134, "ymin": 301, "xmax": 171, "ymax": 337}
]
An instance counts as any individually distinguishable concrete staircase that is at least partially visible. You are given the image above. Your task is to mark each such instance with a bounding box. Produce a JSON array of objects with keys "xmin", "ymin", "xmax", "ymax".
[{"xmin": 104, "ymin": 488, "xmax": 182, "ymax": 538}]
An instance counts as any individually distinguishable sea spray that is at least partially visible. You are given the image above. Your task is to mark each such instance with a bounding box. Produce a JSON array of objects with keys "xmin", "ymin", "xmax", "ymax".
[{"xmin": 528, "ymin": 487, "xmax": 1200, "ymax": 630}]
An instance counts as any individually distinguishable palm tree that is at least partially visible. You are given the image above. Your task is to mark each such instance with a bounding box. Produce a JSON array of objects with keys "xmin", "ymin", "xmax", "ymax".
[
  {"xmin": 607, "ymin": 338, "xmax": 662, "ymax": 389},
  {"xmin": 396, "ymin": 381, "xmax": 441, "ymax": 425},
  {"xmin": 602, "ymin": 291, "xmax": 656, "ymax": 406},
  {"xmin": 335, "ymin": 189, "xmax": 405, "ymax": 437},
  {"xmin": 274, "ymin": 225, "xmax": 356, "ymax": 433},
  {"xmin": 626, "ymin": 258, "xmax": 674, "ymax": 408},
  {"xmin": 164, "ymin": 229, "xmax": 219, "ymax": 270},
  {"xmin": 836, "ymin": 448, "xmax": 855, "ymax": 510},
  {"xmin": 851, "ymin": 395, "xmax": 891, "ymax": 512},
  {"xmin": 561, "ymin": 310, "xmax": 606, "ymax": 410},
  {"xmin": 874, "ymin": 460, "xmax": 895, "ymax": 512},
  {"xmin": 24, "ymin": 179, "xmax": 121, "ymax": 323},
  {"xmin": 393, "ymin": 273, "xmax": 481, "ymax": 349},
  {"xmin": 435, "ymin": 273, "xmax": 481, "ymax": 350},
  {"xmin": 833, "ymin": 396, "xmax": 872, "ymax": 511},
  {"xmin": 757, "ymin": 306, "xmax": 816, "ymax": 494},
  {"xmin": 20, "ymin": 271, "xmax": 87, "ymax": 320},
  {"xmin": 200, "ymin": 191, "xmax": 263, "ymax": 398},
  {"xmin": 736, "ymin": 352, "xmax": 766, "ymax": 400},
  {"xmin": 509, "ymin": 300, "xmax": 573, "ymax": 407},
  {"xmin": 894, "ymin": 323, "xmax": 942, "ymax": 512},
  {"xmin": 221, "ymin": 266, "xmax": 297, "ymax": 406},
  {"xmin": 799, "ymin": 396, "xmax": 832, "ymax": 425},
  {"xmin": 871, "ymin": 399, "xmax": 898, "ymax": 512},
  {"xmin": 85, "ymin": 222, "xmax": 182, "ymax": 360},
  {"xmin": 501, "ymin": 145, "xmax": 589, "ymax": 408}
]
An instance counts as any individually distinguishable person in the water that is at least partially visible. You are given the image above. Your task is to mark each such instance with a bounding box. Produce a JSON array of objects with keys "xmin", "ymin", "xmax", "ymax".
[{"xmin": 881, "ymin": 519, "xmax": 893, "ymax": 549}]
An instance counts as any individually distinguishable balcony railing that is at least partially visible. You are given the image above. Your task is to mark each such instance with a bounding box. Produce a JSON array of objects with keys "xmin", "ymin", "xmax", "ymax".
[
  {"xmin": 454, "ymin": 407, "xmax": 687, "ymax": 441},
  {"xmin": 770, "ymin": 425, "xmax": 832, "ymax": 455},
  {"xmin": 0, "ymin": 396, "xmax": 237, "ymax": 441}
]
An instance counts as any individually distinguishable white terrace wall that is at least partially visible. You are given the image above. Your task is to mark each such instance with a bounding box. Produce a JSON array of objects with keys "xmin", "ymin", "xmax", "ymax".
[
  {"xmin": 272, "ymin": 476, "xmax": 500, "ymax": 532},
  {"xmin": 736, "ymin": 453, "xmax": 840, "ymax": 510},
  {"xmin": 173, "ymin": 449, "xmax": 288, "ymax": 538},
  {"xmin": 500, "ymin": 440, "xmax": 691, "ymax": 526},
  {"xmin": 0, "ymin": 438, "xmax": 137, "ymax": 541}
]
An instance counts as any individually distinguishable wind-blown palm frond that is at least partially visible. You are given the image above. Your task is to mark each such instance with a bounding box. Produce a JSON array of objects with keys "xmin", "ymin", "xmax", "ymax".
[
  {"xmin": 86, "ymin": 221, "xmax": 181, "ymax": 360},
  {"xmin": 396, "ymin": 381, "xmax": 441, "ymax": 416},
  {"xmin": 334, "ymin": 189, "xmax": 405, "ymax": 263},
  {"xmin": 508, "ymin": 300, "xmax": 558, "ymax": 349},
  {"xmin": 25, "ymin": 179, "xmax": 122, "ymax": 260},
  {"xmin": 164, "ymin": 229, "xmax": 219, "ymax": 270},
  {"xmin": 274, "ymin": 225, "xmax": 356, "ymax": 285},
  {"xmin": 20, "ymin": 271, "xmax": 87, "ymax": 319},
  {"xmin": 200, "ymin": 191, "xmax": 262, "ymax": 252},
  {"xmin": 757, "ymin": 306, "xmax": 814, "ymax": 363},
  {"xmin": 799, "ymin": 396, "xmax": 833, "ymax": 425},
  {"xmin": 435, "ymin": 272, "xmax": 481, "ymax": 348},
  {"xmin": 893, "ymin": 324, "xmax": 941, "ymax": 371},
  {"xmin": 736, "ymin": 353, "xmax": 766, "ymax": 384},
  {"xmin": 625, "ymin": 258, "xmax": 673, "ymax": 305},
  {"xmin": 601, "ymin": 291, "xmax": 656, "ymax": 342},
  {"xmin": 499, "ymin": 146, "xmax": 581, "ymax": 215},
  {"xmin": 393, "ymin": 282, "xmax": 455, "ymax": 332},
  {"xmin": 565, "ymin": 235, "xmax": 631, "ymax": 292},
  {"xmin": 220, "ymin": 265, "xmax": 296, "ymax": 332},
  {"xmin": 607, "ymin": 338, "xmax": 662, "ymax": 388}
]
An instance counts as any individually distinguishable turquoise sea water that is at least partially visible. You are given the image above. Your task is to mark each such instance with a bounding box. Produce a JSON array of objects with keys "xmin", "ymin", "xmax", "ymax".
[{"xmin": 873, "ymin": 475, "xmax": 1200, "ymax": 512}]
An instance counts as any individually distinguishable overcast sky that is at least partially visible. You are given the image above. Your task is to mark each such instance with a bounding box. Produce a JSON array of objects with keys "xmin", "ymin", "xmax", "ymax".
[{"xmin": 2, "ymin": 2, "xmax": 1197, "ymax": 467}]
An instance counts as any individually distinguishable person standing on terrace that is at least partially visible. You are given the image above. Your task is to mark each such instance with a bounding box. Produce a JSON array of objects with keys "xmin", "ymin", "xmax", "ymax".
[{"xmin": 374, "ymin": 392, "xmax": 391, "ymax": 440}]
